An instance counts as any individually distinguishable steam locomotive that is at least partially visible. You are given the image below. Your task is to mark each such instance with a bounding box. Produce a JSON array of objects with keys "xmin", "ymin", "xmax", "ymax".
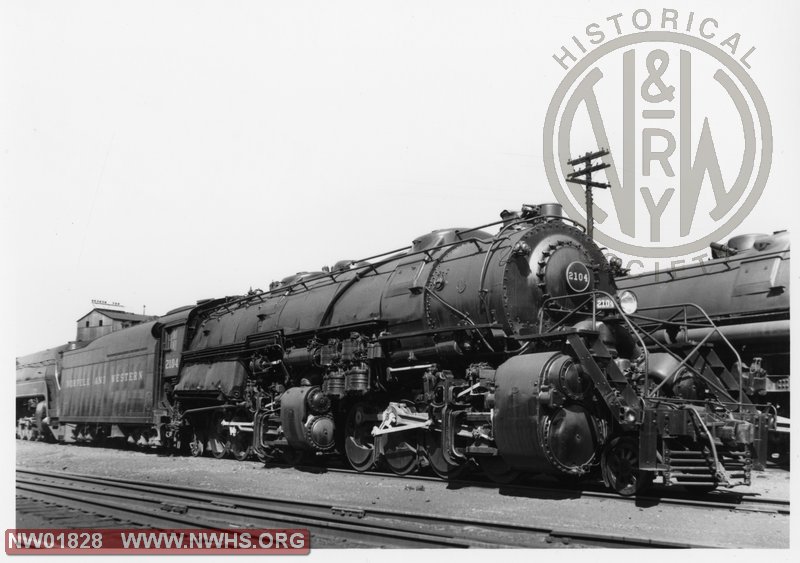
[
  {"xmin": 17, "ymin": 203, "xmax": 770, "ymax": 495},
  {"xmin": 616, "ymin": 230, "xmax": 790, "ymax": 460}
]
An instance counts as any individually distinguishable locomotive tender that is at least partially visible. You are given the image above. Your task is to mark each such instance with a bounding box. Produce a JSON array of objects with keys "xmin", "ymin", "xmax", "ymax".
[{"xmin": 17, "ymin": 203, "xmax": 770, "ymax": 495}]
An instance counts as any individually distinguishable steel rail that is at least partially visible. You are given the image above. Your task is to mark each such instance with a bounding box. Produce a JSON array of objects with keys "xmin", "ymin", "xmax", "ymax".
[
  {"xmin": 15, "ymin": 473, "xmax": 487, "ymax": 548},
  {"xmin": 16, "ymin": 439, "xmax": 789, "ymax": 514},
  {"xmin": 15, "ymin": 468, "xmax": 722, "ymax": 548}
]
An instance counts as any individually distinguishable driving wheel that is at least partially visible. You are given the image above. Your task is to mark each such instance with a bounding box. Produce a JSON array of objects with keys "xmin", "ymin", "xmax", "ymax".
[
  {"xmin": 383, "ymin": 433, "xmax": 419, "ymax": 475},
  {"xmin": 228, "ymin": 414, "xmax": 252, "ymax": 461},
  {"xmin": 344, "ymin": 403, "xmax": 380, "ymax": 472},
  {"xmin": 208, "ymin": 413, "xmax": 229, "ymax": 459},
  {"xmin": 424, "ymin": 430, "xmax": 466, "ymax": 479}
]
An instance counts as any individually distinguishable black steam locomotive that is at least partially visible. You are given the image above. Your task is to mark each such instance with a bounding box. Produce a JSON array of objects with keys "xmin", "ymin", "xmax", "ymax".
[{"xmin": 17, "ymin": 204, "xmax": 770, "ymax": 495}]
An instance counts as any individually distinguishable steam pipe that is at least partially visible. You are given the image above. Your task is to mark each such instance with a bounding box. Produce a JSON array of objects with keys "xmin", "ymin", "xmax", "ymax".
[{"xmin": 650, "ymin": 320, "xmax": 789, "ymax": 346}]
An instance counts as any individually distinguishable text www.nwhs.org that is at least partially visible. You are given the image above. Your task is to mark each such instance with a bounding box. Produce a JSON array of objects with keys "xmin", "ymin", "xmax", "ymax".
[{"xmin": 6, "ymin": 529, "xmax": 310, "ymax": 554}]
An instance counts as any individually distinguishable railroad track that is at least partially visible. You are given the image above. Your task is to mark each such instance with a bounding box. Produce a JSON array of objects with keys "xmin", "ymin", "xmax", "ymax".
[
  {"xmin": 18, "ymin": 439, "xmax": 789, "ymax": 516},
  {"xmin": 23, "ymin": 440, "xmax": 789, "ymax": 515},
  {"xmin": 16, "ymin": 468, "xmax": 720, "ymax": 548},
  {"xmin": 259, "ymin": 462, "xmax": 790, "ymax": 516}
]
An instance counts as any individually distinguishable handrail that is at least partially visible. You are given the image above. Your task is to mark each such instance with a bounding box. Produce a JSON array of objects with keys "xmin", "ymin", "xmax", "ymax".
[
  {"xmin": 632, "ymin": 303, "xmax": 744, "ymax": 409},
  {"xmin": 621, "ymin": 316, "xmax": 731, "ymax": 402},
  {"xmin": 537, "ymin": 293, "xmax": 746, "ymax": 413}
]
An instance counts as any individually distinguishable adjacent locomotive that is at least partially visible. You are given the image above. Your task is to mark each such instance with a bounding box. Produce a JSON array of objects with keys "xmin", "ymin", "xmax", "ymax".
[
  {"xmin": 616, "ymin": 230, "xmax": 790, "ymax": 459},
  {"xmin": 18, "ymin": 204, "xmax": 771, "ymax": 495}
]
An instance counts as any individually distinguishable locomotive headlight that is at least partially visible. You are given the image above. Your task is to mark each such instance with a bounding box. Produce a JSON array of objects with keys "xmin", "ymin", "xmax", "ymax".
[{"xmin": 618, "ymin": 290, "xmax": 638, "ymax": 315}]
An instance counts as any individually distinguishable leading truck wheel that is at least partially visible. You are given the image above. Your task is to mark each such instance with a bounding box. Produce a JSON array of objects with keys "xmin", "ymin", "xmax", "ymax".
[
  {"xmin": 601, "ymin": 437, "xmax": 653, "ymax": 496},
  {"xmin": 344, "ymin": 403, "xmax": 379, "ymax": 472}
]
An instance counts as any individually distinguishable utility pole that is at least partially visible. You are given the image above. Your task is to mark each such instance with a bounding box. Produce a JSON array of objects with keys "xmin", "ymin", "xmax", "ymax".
[{"xmin": 566, "ymin": 148, "xmax": 611, "ymax": 239}]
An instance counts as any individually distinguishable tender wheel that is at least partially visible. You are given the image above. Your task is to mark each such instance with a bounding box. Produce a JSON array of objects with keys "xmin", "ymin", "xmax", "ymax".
[
  {"xmin": 478, "ymin": 456, "xmax": 520, "ymax": 485},
  {"xmin": 35, "ymin": 401, "xmax": 53, "ymax": 442},
  {"xmin": 382, "ymin": 433, "xmax": 419, "ymax": 476},
  {"xmin": 84, "ymin": 426, "xmax": 97, "ymax": 444},
  {"xmin": 188, "ymin": 429, "xmax": 205, "ymax": 457},
  {"xmin": 208, "ymin": 414, "xmax": 229, "ymax": 459},
  {"xmin": 601, "ymin": 436, "xmax": 653, "ymax": 496},
  {"xmin": 344, "ymin": 403, "xmax": 380, "ymax": 472},
  {"xmin": 88, "ymin": 425, "xmax": 106, "ymax": 446},
  {"xmin": 128, "ymin": 429, "xmax": 142, "ymax": 447}
]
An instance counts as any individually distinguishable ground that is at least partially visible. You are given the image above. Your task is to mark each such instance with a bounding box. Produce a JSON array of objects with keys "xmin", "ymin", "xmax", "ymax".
[{"xmin": 14, "ymin": 440, "xmax": 790, "ymax": 548}]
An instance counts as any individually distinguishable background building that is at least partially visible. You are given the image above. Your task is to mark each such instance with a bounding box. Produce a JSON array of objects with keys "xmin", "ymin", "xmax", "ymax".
[{"xmin": 75, "ymin": 308, "xmax": 156, "ymax": 342}]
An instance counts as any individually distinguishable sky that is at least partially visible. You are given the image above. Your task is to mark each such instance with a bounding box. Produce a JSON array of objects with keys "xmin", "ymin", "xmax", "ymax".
[
  {"xmin": 3, "ymin": 1, "xmax": 797, "ymax": 356},
  {"xmin": 1, "ymin": 0, "xmax": 798, "ymax": 555}
]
